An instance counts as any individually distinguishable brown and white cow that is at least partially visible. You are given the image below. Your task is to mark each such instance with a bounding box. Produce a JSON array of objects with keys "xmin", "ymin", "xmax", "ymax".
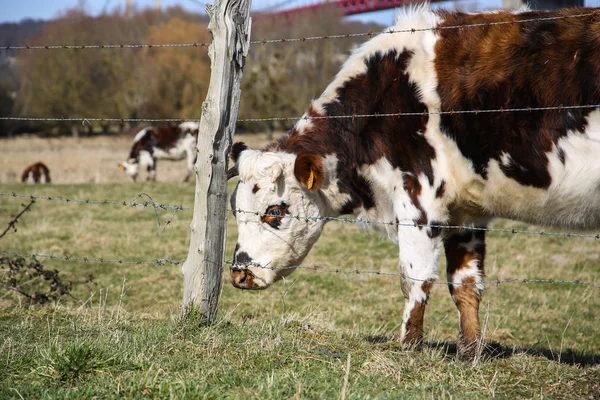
[
  {"xmin": 21, "ymin": 162, "xmax": 51, "ymax": 184},
  {"xmin": 227, "ymin": 6, "xmax": 600, "ymax": 360},
  {"xmin": 119, "ymin": 121, "xmax": 199, "ymax": 182}
]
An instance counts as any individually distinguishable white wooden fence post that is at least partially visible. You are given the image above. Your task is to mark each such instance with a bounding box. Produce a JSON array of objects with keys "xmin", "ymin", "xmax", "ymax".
[{"xmin": 181, "ymin": 0, "xmax": 252, "ymax": 321}]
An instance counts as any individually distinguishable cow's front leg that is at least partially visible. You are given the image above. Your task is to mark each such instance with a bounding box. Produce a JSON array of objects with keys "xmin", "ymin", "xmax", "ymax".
[
  {"xmin": 183, "ymin": 150, "xmax": 196, "ymax": 182},
  {"xmin": 147, "ymin": 163, "xmax": 157, "ymax": 181},
  {"xmin": 397, "ymin": 223, "xmax": 442, "ymax": 349},
  {"xmin": 443, "ymin": 229, "xmax": 486, "ymax": 361}
]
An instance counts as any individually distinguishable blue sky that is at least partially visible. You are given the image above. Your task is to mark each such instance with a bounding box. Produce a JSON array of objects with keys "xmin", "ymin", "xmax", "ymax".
[
  {"xmin": 1, "ymin": 0, "xmax": 501, "ymax": 26},
  {"xmin": 3, "ymin": 0, "xmax": 600, "ymax": 26}
]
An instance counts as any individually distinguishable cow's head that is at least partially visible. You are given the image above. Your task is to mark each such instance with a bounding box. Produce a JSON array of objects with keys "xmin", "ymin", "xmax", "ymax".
[
  {"xmin": 229, "ymin": 142, "xmax": 328, "ymax": 290},
  {"xmin": 118, "ymin": 159, "xmax": 139, "ymax": 181}
]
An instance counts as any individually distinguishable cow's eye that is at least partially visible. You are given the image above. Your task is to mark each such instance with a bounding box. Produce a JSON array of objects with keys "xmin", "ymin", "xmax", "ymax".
[
  {"xmin": 261, "ymin": 203, "xmax": 289, "ymax": 228},
  {"xmin": 268, "ymin": 207, "xmax": 281, "ymax": 217}
]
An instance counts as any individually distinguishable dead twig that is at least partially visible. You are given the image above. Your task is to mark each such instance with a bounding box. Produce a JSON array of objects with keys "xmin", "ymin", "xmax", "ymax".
[{"xmin": 0, "ymin": 200, "xmax": 35, "ymax": 240}]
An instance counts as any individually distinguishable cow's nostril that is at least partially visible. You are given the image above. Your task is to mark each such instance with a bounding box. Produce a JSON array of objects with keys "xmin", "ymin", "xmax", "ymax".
[{"xmin": 238, "ymin": 270, "xmax": 247, "ymax": 284}]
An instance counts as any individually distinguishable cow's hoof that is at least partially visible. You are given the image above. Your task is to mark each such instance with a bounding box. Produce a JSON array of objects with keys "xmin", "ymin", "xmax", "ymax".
[
  {"xmin": 456, "ymin": 338, "xmax": 483, "ymax": 363},
  {"xmin": 398, "ymin": 334, "xmax": 424, "ymax": 351}
]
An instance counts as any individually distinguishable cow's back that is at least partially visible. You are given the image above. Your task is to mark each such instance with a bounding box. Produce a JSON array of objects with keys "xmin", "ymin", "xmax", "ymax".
[{"xmin": 427, "ymin": 8, "xmax": 600, "ymax": 228}]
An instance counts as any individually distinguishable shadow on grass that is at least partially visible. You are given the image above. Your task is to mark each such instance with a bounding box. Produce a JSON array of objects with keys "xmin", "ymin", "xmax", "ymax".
[{"xmin": 364, "ymin": 335, "xmax": 599, "ymax": 367}]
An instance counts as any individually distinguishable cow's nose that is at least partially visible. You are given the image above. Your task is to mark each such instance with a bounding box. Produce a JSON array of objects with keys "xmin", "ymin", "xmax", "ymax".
[
  {"xmin": 231, "ymin": 268, "xmax": 247, "ymax": 285},
  {"xmin": 230, "ymin": 268, "xmax": 258, "ymax": 289}
]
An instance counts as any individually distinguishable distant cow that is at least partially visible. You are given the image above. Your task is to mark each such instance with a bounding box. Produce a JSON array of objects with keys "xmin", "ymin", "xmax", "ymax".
[
  {"xmin": 227, "ymin": 6, "xmax": 600, "ymax": 361},
  {"xmin": 21, "ymin": 162, "xmax": 51, "ymax": 184},
  {"xmin": 119, "ymin": 122, "xmax": 199, "ymax": 182}
]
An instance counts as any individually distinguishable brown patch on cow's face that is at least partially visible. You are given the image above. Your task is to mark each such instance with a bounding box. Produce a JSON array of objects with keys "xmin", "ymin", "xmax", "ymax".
[
  {"xmin": 260, "ymin": 203, "xmax": 290, "ymax": 229},
  {"xmin": 230, "ymin": 268, "xmax": 262, "ymax": 290},
  {"xmin": 294, "ymin": 153, "xmax": 325, "ymax": 191},
  {"xmin": 434, "ymin": 9, "xmax": 600, "ymax": 188},
  {"xmin": 252, "ymin": 184, "xmax": 259, "ymax": 194}
]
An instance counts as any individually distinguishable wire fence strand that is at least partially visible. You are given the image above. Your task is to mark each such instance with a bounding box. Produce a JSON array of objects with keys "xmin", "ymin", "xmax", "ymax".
[
  {"xmin": 2, "ymin": 249, "xmax": 597, "ymax": 289},
  {"xmin": 4, "ymin": 10, "xmax": 598, "ymax": 51},
  {"xmin": 3, "ymin": 191, "xmax": 600, "ymax": 239},
  {"xmin": 0, "ymin": 250, "xmax": 184, "ymax": 266},
  {"xmin": 0, "ymin": 192, "xmax": 193, "ymax": 211},
  {"xmin": 232, "ymin": 209, "xmax": 600, "ymax": 240},
  {"xmin": 250, "ymin": 11, "xmax": 600, "ymax": 45},
  {"xmin": 2, "ymin": 42, "xmax": 209, "ymax": 51},
  {"xmin": 226, "ymin": 260, "xmax": 600, "ymax": 289},
  {"xmin": 4, "ymin": 103, "xmax": 600, "ymax": 125}
]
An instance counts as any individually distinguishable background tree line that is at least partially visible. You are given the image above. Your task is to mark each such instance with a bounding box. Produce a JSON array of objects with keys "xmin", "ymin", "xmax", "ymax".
[{"xmin": 0, "ymin": 5, "xmax": 382, "ymax": 137}]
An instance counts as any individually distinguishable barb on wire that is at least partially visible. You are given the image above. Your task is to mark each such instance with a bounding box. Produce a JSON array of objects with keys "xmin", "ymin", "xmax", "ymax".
[
  {"xmin": 159, "ymin": 208, "xmax": 179, "ymax": 236},
  {"xmin": 0, "ymin": 250, "xmax": 184, "ymax": 266},
  {"xmin": 0, "ymin": 200, "xmax": 35, "ymax": 240},
  {"xmin": 251, "ymin": 11, "xmax": 599, "ymax": 46},
  {"xmin": 2, "ymin": 42, "xmax": 209, "ymax": 51},
  {"xmin": 128, "ymin": 192, "xmax": 184, "ymax": 235},
  {"xmin": 0, "ymin": 192, "xmax": 192, "ymax": 211},
  {"xmin": 233, "ymin": 208, "xmax": 600, "ymax": 240},
  {"xmin": 226, "ymin": 260, "xmax": 600, "ymax": 289}
]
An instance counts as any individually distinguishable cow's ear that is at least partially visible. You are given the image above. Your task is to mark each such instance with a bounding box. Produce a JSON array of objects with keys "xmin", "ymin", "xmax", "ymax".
[
  {"xmin": 294, "ymin": 153, "xmax": 324, "ymax": 191},
  {"xmin": 231, "ymin": 142, "xmax": 248, "ymax": 163}
]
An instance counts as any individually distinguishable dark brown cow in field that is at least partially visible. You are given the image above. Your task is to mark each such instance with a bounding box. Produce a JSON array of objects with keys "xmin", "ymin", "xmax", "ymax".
[
  {"xmin": 119, "ymin": 122, "xmax": 199, "ymax": 182},
  {"xmin": 21, "ymin": 162, "xmax": 51, "ymax": 184},
  {"xmin": 228, "ymin": 6, "xmax": 600, "ymax": 360}
]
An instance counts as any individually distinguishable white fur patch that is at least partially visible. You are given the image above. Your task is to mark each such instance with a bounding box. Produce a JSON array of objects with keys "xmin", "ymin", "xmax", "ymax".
[{"xmin": 133, "ymin": 127, "xmax": 151, "ymax": 143}]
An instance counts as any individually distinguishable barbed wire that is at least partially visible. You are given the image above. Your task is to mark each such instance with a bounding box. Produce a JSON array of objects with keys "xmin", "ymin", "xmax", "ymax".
[
  {"xmin": 225, "ymin": 260, "xmax": 600, "ymax": 289},
  {"xmin": 3, "ymin": 191, "xmax": 600, "ymax": 240},
  {"xmin": 236, "ymin": 104, "xmax": 600, "ymax": 123},
  {"xmin": 0, "ymin": 192, "xmax": 193, "ymax": 211},
  {"xmin": 252, "ymin": 11, "xmax": 600, "ymax": 45},
  {"xmin": 233, "ymin": 209, "xmax": 600, "ymax": 240},
  {"xmin": 1, "ymin": 249, "xmax": 596, "ymax": 289},
  {"xmin": 0, "ymin": 250, "xmax": 184, "ymax": 266},
  {"xmin": 2, "ymin": 42, "xmax": 209, "ymax": 51},
  {"xmin": 4, "ymin": 11, "xmax": 597, "ymax": 51},
  {"xmin": 255, "ymin": 11, "xmax": 600, "ymax": 45},
  {"xmin": 4, "ymin": 103, "xmax": 600, "ymax": 125},
  {"xmin": 0, "ymin": 117, "xmax": 192, "ymax": 123}
]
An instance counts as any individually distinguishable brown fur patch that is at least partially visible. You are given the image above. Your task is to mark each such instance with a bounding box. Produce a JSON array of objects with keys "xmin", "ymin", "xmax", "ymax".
[
  {"xmin": 294, "ymin": 153, "xmax": 325, "ymax": 191},
  {"xmin": 402, "ymin": 282, "xmax": 432, "ymax": 347},
  {"xmin": 231, "ymin": 142, "xmax": 248, "ymax": 163},
  {"xmin": 260, "ymin": 203, "xmax": 290, "ymax": 229},
  {"xmin": 435, "ymin": 8, "xmax": 600, "ymax": 188},
  {"xmin": 444, "ymin": 231, "xmax": 486, "ymax": 347},
  {"xmin": 268, "ymin": 50, "xmax": 434, "ymax": 214},
  {"xmin": 21, "ymin": 162, "xmax": 51, "ymax": 183},
  {"xmin": 452, "ymin": 276, "xmax": 481, "ymax": 345}
]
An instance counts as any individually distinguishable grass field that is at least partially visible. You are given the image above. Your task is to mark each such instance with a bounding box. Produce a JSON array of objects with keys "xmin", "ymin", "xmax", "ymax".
[{"xmin": 0, "ymin": 135, "xmax": 599, "ymax": 399}]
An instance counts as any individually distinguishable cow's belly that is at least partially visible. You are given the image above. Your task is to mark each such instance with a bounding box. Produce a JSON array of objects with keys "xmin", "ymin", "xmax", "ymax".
[
  {"xmin": 154, "ymin": 147, "xmax": 186, "ymax": 160},
  {"xmin": 480, "ymin": 131, "xmax": 600, "ymax": 230}
]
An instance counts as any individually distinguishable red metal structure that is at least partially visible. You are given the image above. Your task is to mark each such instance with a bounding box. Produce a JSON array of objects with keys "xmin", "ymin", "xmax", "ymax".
[{"xmin": 258, "ymin": 0, "xmax": 447, "ymax": 17}]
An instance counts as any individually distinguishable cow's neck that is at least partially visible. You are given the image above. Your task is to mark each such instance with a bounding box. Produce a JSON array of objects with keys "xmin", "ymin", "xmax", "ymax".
[{"xmin": 269, "ymin": 48, "xmax": 430, "ymax": 217}]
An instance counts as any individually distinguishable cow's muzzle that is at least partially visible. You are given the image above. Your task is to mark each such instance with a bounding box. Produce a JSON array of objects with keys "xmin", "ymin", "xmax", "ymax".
[{"xmin": 230, "ymin": 268, "xmax": 262, "ymax": 290}]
